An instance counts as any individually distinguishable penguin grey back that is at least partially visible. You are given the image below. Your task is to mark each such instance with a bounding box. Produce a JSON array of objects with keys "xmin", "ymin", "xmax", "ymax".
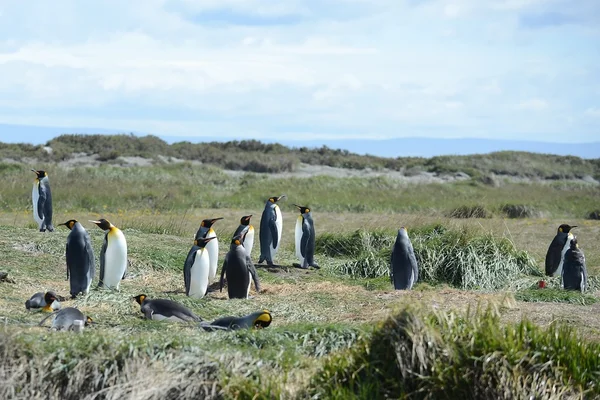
[
  {"xmin": 63, "ymin": 220, "xmax": 96, "ymax": 299},
  {"xmin": 220, "ymin": 236, "xmax": 261, "ymax": 299},
  {"xmin": 390, "ymin": 227, "xmax": 419, "ymax": 290},
  {"xmin": 32, "ymin": 169, "xmax": 54, "ymax": 232},
  {"xmin": 50, "ymin": 307, "xmax": 89, "ymax": 331},
  {"xmin": 294, "ymin": 204, "xmax": 318, "ymax": 269},
  {"xmin": 562, "ymin": 238, "xmax": 588, "ymax": 292},
  {"xmin": 133, "ymin": 294, "xmax": 201, "ymax": 322},
  {"xmin": 545, "ymin": 224, "xmax": 576, "ymax": 276},
  {"xmin": 201, "ymin": 310, "xmax": 272, "ymax": 331}
]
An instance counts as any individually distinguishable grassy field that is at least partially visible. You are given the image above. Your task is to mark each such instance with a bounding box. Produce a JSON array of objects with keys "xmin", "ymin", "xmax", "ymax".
[{"xmin": 1, "ymin": 154, "xmax": 600, "ymax": 399}]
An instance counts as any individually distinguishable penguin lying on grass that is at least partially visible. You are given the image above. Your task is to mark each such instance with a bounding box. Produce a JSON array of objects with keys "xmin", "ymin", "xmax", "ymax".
[
  {"xmin": 133, "ymin": 294, "xmax": 201, "ymax": 322},
  {"xmin": 39, "ymin": 307, "xmax": 93, "ymax": 332},
  {"xmin": 200, "ymin": 310, "xmax": 272, "ymax": 332},
  {"xmin": 25, "ymin": 291, "xmax": 64, "ymax": 312}
]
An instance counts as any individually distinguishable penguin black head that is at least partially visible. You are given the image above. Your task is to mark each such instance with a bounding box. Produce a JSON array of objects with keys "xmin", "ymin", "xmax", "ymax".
[
  {"xmin": 231, "ymin": 234, "xmax": 244, "ymax": 246},
  {"xmin": 31, "ymin": 169, "xmax": 47, "ymax": 179},
  {"xmin": 200, "ymin": 217, "xmax": 224, "ymax": 228},
  {"xmin": 268, "ymin": 195, "xmax": 287, "ymax": 203},
  {"xmin": 558, "ymin": 224, "xmax": 577, "ymax": 234},
  {"xmin": 89, "ymin": 219, "xmax": 113, "ymax": 230},
  {"xmin": 133, "ymin": 294, "xmax": 148, "ymax": 305},
  {"xmin": 253, "ymin": 310, "xmax": 272, "ymax": 329},
  {"xmin": 42, "ymin": 292, "xmax": 58, "ymax": 312},
  {"xmin": 85, "ymin": 316, "xmax": 94, "ymax": 326},
  {"xmin": 293, "ymin": 204, "xmax": 311, "ymax": 214},
  {"xmin": 194, "ymin": 236, "xmax": 217, "ymax": 248},
  {"xmin": 570, "ymin": 237, "xmax": 579, "ymax": 249},
  {"xmin": 59, "ymin": 220, "xmax": 78, "ymax": 230},
  {"xmin": 240, "ymin": 215, "xmax": 252, "ymax": 225}
]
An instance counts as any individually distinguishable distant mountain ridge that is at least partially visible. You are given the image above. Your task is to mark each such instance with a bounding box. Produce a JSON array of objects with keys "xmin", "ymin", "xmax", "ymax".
[{"xmin": 0, "ymin": 123, "xmax": 598, "ymax": 159}]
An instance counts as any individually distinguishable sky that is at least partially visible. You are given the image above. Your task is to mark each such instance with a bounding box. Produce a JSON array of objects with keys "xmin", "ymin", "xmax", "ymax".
[{"xmin": 0, "ymin": 0, "xmax": 598, "ymax": 145}]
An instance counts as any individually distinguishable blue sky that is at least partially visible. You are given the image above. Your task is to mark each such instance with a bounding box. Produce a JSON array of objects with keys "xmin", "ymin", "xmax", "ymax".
[{"xmin": 0, "ymin": 0, "xmax": 598, "ymax": 144}]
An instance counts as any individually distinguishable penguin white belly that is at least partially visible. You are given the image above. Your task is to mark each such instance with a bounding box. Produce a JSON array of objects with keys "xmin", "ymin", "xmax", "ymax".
[
  {"xmin": 243, "ymin": 226, "xmax": 255, "ymax": 258},
  {"xmin": 556, "ymin": 233, "xmax": 573, "ymax": 279},
  {"xmin": 295, "ymin": 216, "xmax": 304, "ymax": 265},
  {"xmin": 272, "ymin": 205, "xmax": 283, "ymax": 253},
  {"xmin": 151, "ymin": 313, "xmax": 186, "ymax": 322},
  {"xmin": 189, "ymin": 249, "xmax": 210, "ymax": 298},
  {"xmin": 32, "ymin": 183, "xmax": 43, "ymax": 227},
  {"xmin": 206, "ymin": 229, "xmax": 219, "ymax": 280},
  {"xmin": 103, "ymin": 230, "xmax": 128, "ymax": 289}
]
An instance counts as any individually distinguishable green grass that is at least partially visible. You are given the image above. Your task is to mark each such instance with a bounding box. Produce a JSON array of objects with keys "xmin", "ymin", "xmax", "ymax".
[
  {"xmin": 515, "ymin": 288, "xmax": 599, "ymax": 305},
  {"xmin": 308, "ymin": 303, "xmax": 600, "ymax": 399},
  {"xmin": 315, "ymin": 225, "xmax": 541, "ymax": 290}
]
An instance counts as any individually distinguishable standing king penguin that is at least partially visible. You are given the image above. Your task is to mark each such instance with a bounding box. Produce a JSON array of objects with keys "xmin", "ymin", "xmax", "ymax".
[
  {"xmin": 233, "ymin": 215, "xmax": 255, "ymax": 258},
  {"xmin": 31, "ymin": 169, "xmax": 54, "ymax": 232},
  {"xmin": 184, "ymin": 236, "xmax": 217, "ymax": 298},
  {"xmin": 61, "ymin": 219, "xmax": 95, "ymax": 299},
  {"xmin": 545, "ymin": 224, "xmax": 576, "ymax": 277},
  {"xmin": 90, "ymin": 219, "xmax": 128, "ymax": 290},
  {"xmin": 258, "ymin": 195, "xmax": 286, "ymax": 266},
  {"xmin": 390, "ymin": 227, "xmax": 419, "ymax": 290},
  {"xmin": 562, "ymin": 237, "xmax": 588, "ymax": 292},
  {"xmin": 293, "ymin": 204, "xmax": 319, "ymax": 269},
  {"xmin": 194, "ymin": 217, "xmax": 223, "ymax": 281},
  {"xmin": 220, "ymin": 234, "xmax": 261, "ymax": 299}
]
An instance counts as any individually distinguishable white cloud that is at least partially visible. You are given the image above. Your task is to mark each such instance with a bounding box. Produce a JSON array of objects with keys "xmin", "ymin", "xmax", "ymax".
[{"xmin": 0, "ymin": 0, "xmax": 597, "ymax": 142}]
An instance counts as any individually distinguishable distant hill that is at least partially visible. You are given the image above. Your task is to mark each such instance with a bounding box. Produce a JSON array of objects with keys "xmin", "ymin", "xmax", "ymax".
[
  {"xmin": 0, "ymin": 123, "xmax": 599, "ymax": 159},
  {"xmin": 1, "ymin": 133, "xmax": 599, "ymax": 182}
]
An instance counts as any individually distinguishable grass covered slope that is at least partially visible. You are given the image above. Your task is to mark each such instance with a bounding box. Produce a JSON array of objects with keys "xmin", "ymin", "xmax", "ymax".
[
  {"xmin": 1, "ymin": 133, "xmax": 599, "ymax": 179},
  {"xmin": 1, "ymin": 211, "xmax": 599, "ymax": 398}
]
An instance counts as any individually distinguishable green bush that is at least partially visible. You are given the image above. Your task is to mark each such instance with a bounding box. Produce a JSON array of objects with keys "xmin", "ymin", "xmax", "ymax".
[
  {"xmin": 500, "ymin": 204, "xmax": 542, "ymax": 219},
  {"xmin": 447, "ymin": 205, "xmax": 492, "ymax": 218},
  {"xmin": 308, "ymin": 304, "xmax": 600, "ymax": 399}
]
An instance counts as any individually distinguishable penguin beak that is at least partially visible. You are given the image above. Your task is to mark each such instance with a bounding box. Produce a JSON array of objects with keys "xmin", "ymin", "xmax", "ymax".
[
  {"xmin": 277, "ymin": 195, "xmax": 287, "ymax": 201},
  {"xmin": 89, "ymin": 220, "xmax": 101, "ymax": 225},
  {"xmin": 211, "ymin": 217, "xmax": 224, "ymax": 223},
  {"xmin": 31, "ymin": 169, "xmax": 37, "ymax": 173}
]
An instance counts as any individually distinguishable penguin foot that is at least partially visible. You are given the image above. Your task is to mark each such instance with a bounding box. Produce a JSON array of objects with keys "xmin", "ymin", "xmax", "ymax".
[{"xmin": 310, "ymin": 263, "xmax": 320, "ymax": 269}]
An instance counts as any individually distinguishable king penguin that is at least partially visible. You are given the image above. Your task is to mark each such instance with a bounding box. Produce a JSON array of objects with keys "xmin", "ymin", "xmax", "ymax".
[
  {"xmin": 184, "ymin": 236, "xmax": 217, "ymax": 298},
  {"xmin": 293, "ymin": 204, "xmax": 319, "ymax": 269},
  {"xmin": 258, "ymin": 195, "xmax": 286, "ymax": 266},
  {"xmin": 39, "ymin": 307, "xmax": 93, "ymax": 331},
  {"xmin": 61, "ymin": 219, "xmax": 95, "ymax": 299},
  {"xmin": 545, "ymin": 224, "xmax": 576, "ymax": 277},
  {"xmin": 562, "ymin": 237, "xmax": 588, "ymax": 292},
  {"xmin": 133, "ymin": 294, "xmax": 201, "ymax": 322},
  {"xmin": 220, "ymin": 234, "xmax": 261, "ymax": 299},
  {"xmin": 390, "ymin": 227, "xmax": 419, "ymax": 290},
  {"xmin": 25, "ymin": 291, "xmax": 62, "ymax": 312},
  {"xmin": 90, "ymin": 219, "xmax": 128, "ymax": 290},
  {"xmin": 233, "ymin": 215, "xmax": 255, "ymax": 258},
  {"xmin": 200, "ymin": 310, "xmax": 272, "ymax": 331},
  {"xmin": 194, "ymin": 217, "xmax": 223, "ymax": 281},
  {"xmin": 31, "ymin": 169, "xmax": 54, "ymax": 232}
]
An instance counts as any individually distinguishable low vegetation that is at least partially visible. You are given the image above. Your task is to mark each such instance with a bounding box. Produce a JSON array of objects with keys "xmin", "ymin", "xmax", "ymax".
[
  {"xmin": 1, "ymin": 134, "xmax": 599, "ymax": 180},
  {"xmin": 309, "ymin": 304, "xmax": 600, "ymax": 399},
  {"xmin": 0, "ymin": 133, "xmax": 599, "ymax": 398}
]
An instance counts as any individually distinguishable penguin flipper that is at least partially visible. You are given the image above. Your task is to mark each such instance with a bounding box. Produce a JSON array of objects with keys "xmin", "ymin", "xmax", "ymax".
[
  {"xmin": 65, "ymin": 241, "xmax": 70, "ymax": 280},
  {"xmin": 183, "ymin": 246, "xmax": 197, "ymax": 296},
  {"xmin": 269, "ymin": 218, "xmax": 279, "ymax": 249},
  {"xmin": 98, "ymin": 234, "xmax": 107, "ymax": 287},
  {"xmin": 407, "ymin": 241, "xmax": 419, "ymax": 284},
  {"xmin": 37, "ymin": 188, "xmax": 47, "ymax": 230},
  {"xmin": 247, "ymin": 255, "xmax": 261, "ymax": 293},
  {"xmin": 220, "ymin": 256, "xmax": 228, "ymax": 292}
]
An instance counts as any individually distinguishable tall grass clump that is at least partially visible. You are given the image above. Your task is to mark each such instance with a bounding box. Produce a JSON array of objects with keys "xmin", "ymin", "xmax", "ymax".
[
  {"xmin": 308, "ymin": 304, "xmax": 600, "ymax": 399},
  {"xmin": 447, "ymin": 204, "xmax": 492, "ymax": 219},
  {"xmin": 315, "ymin": 225, "xmax": 540, "ymax": 290},
  {"xmin": 500, "ymin": 203, "xmax": 542, "ymax": 219},
  {"xmin": 413, "ymin": 226, "xmax": 540, "ymax": 290}
]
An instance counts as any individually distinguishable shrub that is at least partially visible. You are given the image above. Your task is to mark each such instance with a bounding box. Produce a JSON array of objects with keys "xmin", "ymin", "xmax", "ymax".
[
  {"xmin": 447, "ymin": 205, "xmax": 492, "ymax": 219},
  {"xmin": 586, "ymin": 210, "xmax": 600, "ymax": 220},
  {"xmin": 308, "ymin": 304, "xmax": 600, "ymax": 399},
  {"xmin": 500, "ymin": 204, "xmax": 542, "ymax": 219}
]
